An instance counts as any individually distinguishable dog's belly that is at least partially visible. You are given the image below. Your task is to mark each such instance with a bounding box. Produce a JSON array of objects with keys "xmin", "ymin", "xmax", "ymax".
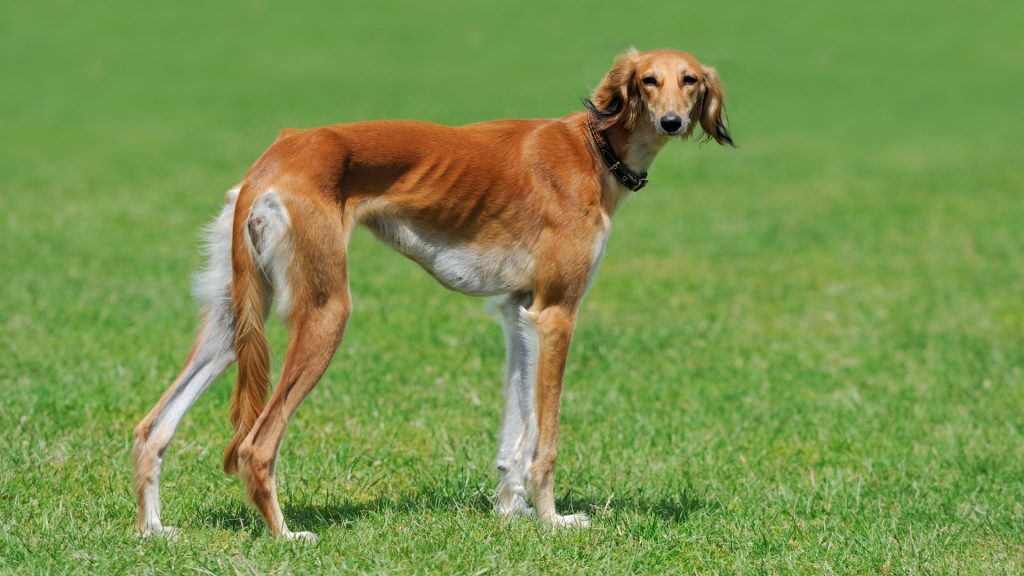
[{"xmin": 363, "ymin": 213, "xmax": 535, "ymax": 296}]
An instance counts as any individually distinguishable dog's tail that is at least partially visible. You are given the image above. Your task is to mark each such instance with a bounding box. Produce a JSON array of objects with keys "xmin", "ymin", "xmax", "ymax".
[{"xmin": 222, "ymin": 187, "xmax": 293, "ymax": 474}]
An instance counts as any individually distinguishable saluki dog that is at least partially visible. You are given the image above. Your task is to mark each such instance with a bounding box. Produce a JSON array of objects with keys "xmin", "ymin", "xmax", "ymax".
[{"xmin": 132, "ymin": 47, "xmax": 733, "ymax": 540}]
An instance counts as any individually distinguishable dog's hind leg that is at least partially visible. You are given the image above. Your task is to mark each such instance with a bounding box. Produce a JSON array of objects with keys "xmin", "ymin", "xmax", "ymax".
[
  {"xmin": 132, "ymin": 187, "xmax": 242, "ymax": 537},
  {"xmin": 235, "ymin": 191, "xmax": 352, "ymax": 541},
  {"xmin": 494, "ymin": 293, "xmax": 538, "ymax": 518}
]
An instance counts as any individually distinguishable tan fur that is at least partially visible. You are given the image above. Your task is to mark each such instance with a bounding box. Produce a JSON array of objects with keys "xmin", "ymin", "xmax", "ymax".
[
  {"xmin": 222, "ymin": 186, "xmax": 272, "ymax": 474},
  {"xmin": 590, "ymin": 48, "xmax": 644, "ymax": 131},
  {"xmin": 132, "ymin": 48, "xmax": 732, "ymax": 539},
  {"xmin": 696, "ymin": 66, "xmax": 732, "ymax": 145}
]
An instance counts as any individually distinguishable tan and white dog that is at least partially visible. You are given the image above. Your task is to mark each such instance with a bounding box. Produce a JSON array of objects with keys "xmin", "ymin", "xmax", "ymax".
[{"xmin": 132, "ymin": 47, "xmax": 733, "ymax": 540}]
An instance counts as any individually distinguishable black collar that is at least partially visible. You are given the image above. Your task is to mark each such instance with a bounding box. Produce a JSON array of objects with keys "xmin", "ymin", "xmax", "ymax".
[{"xmin": 586, "ymin": 118, "xmax": 648, "ymax": 192}]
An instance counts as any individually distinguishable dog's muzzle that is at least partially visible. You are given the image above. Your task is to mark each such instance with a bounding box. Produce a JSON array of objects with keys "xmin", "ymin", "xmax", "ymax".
[{"xmin": 659, "ymin": 113, "xmax": 684, "ymax": 135}]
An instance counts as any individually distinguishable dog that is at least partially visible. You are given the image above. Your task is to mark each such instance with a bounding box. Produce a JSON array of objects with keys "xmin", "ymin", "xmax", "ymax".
[{"xmin": 131, "ymin": 47, "xmax": 733, "ymax": 540}]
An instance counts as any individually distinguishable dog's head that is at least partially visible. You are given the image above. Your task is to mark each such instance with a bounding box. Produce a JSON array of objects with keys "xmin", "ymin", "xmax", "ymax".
[{"xmin": 586, "ymin": 48, "xmax": 733, "ymax": 146}]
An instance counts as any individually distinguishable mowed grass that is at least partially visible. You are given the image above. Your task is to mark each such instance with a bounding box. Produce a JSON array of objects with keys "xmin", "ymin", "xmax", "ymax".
[{"xmin": 2, "ymin": 0, "xmax": 1023, "ymax": 573}]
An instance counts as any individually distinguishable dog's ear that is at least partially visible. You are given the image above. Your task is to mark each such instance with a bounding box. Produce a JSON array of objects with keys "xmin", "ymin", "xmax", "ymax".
[
  {"xmin": 585, "ymin": 48, "xmax": 642, "ymax": 130},
  {"xmin": 694, "ymin": 65, "xmax": 734, "ymax": 146}
]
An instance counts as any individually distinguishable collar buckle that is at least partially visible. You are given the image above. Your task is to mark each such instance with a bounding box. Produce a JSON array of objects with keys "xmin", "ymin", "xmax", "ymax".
[{"xmin": 630, "ymin": 176, "xmax": 648, "ymax": 192}]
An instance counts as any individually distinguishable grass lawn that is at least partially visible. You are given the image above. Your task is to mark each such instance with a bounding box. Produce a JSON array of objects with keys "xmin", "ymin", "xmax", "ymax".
[{"xmin": 2, "ymin": 0, "xmax": 1023, "ymax": 573}]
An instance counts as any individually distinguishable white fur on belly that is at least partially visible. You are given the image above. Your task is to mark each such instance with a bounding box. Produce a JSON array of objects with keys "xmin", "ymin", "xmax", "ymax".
[{"xmin": 362, "ymin": 210, "xmax": 534, "ymax": 296}]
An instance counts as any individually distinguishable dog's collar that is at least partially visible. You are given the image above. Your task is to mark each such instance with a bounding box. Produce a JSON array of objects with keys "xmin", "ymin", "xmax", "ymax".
[{"xmin": 586, "ymin": 118, "xmax": 648, "ymax": 192}]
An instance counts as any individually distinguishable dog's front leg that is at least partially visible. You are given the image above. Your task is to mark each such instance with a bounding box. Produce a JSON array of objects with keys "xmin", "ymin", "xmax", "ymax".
[
  {"xmin": 528, "ymin": 303, "xmax": 590, "ymax": 528},
  {"xmin": 494, "ymin": 295, "xmax": 537, "ymax": 518}
]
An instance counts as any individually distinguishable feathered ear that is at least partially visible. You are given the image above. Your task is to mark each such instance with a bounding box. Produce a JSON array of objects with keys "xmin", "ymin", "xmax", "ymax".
[
  {"xmin": 584, "ymin": 48, "xmax": 643, "ymax": 131},
  {"xmin": 695, "ymin": 65, "xmax": 734, "ymax": 146}
]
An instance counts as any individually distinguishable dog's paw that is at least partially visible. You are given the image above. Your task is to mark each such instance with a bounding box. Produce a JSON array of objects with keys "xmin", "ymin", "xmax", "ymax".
[
  {"xmin": 494, "ymin": 495, "xmax": 535, "ymax": 519},
  {"xmin": 549, "ymin": 513, "xmax": 591, "ymax": 529},
  {"xmin": 281, "ymin": 530, "xmax": 318, "ymax": 543},
  {"xmin": 141, "ymin": 525, "xmax": 180, "ymax": 539}
]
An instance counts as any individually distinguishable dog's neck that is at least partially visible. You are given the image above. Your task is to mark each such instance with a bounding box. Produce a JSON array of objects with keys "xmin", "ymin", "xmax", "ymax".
[
  {"xmin": 606, "ymin": 122, "xmax": 667, "ymax": 173},
  {"xmin": 599, "ymin": 121, "xmax": 669, "ymax": 213}
]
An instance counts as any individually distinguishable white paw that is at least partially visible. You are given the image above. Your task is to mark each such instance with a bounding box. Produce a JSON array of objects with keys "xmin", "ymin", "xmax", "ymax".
[
  {"xmin": 494, "ymin": 495, "xmax": 536, "ymax": 519},
  {"xmin": 141, "ymin": 525, "xmax": 179, "ymax": 539},
  {"xmin": 281, "ymin": 530, "xmax": 318, "ymax": 542},
  {"xmin": 550, "ymin": 513, "xmax": 592, "ymax": 529}
]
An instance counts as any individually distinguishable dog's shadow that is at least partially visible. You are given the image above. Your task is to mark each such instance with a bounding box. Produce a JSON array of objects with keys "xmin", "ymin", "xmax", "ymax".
[{"xmin": 200, "ymin": 486, "xmax": 712, "ymax": 534}]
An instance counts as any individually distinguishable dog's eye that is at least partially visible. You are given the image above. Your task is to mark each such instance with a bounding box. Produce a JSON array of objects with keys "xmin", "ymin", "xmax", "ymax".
[
  {"xmin": 683, "ymin": 75, "xmax": 698, "ymax": 86},
  {"xmin": 642, "ymin": 76, "xmax": 658, "ymax": 86}
]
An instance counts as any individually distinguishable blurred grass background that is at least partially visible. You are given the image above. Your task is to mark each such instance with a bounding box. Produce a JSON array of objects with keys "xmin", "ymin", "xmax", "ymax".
[{"xmin": 1, "ymin": 0, "xmax": 1022, "ymax": 573}]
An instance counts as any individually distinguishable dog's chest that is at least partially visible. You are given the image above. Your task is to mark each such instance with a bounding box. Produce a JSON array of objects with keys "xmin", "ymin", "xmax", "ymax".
[
  {"xmin": 584, "ymin": 223, "xmax": 610, "ymax": 295},
  {"xmin": 363, "ymin": 213, "xmax": 535, "ymax": 296}
]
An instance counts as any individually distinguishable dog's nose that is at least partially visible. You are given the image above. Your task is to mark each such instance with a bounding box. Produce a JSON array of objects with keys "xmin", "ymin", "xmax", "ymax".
[{"xmin": 660, "ymin": 113, "xmax": 683, "ymax": 133}]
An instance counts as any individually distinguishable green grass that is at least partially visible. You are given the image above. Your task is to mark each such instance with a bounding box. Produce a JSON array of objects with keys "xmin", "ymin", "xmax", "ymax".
[{"xmin": 2, "ymin": 0, "xmax": 1023, "ymax": 573}]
